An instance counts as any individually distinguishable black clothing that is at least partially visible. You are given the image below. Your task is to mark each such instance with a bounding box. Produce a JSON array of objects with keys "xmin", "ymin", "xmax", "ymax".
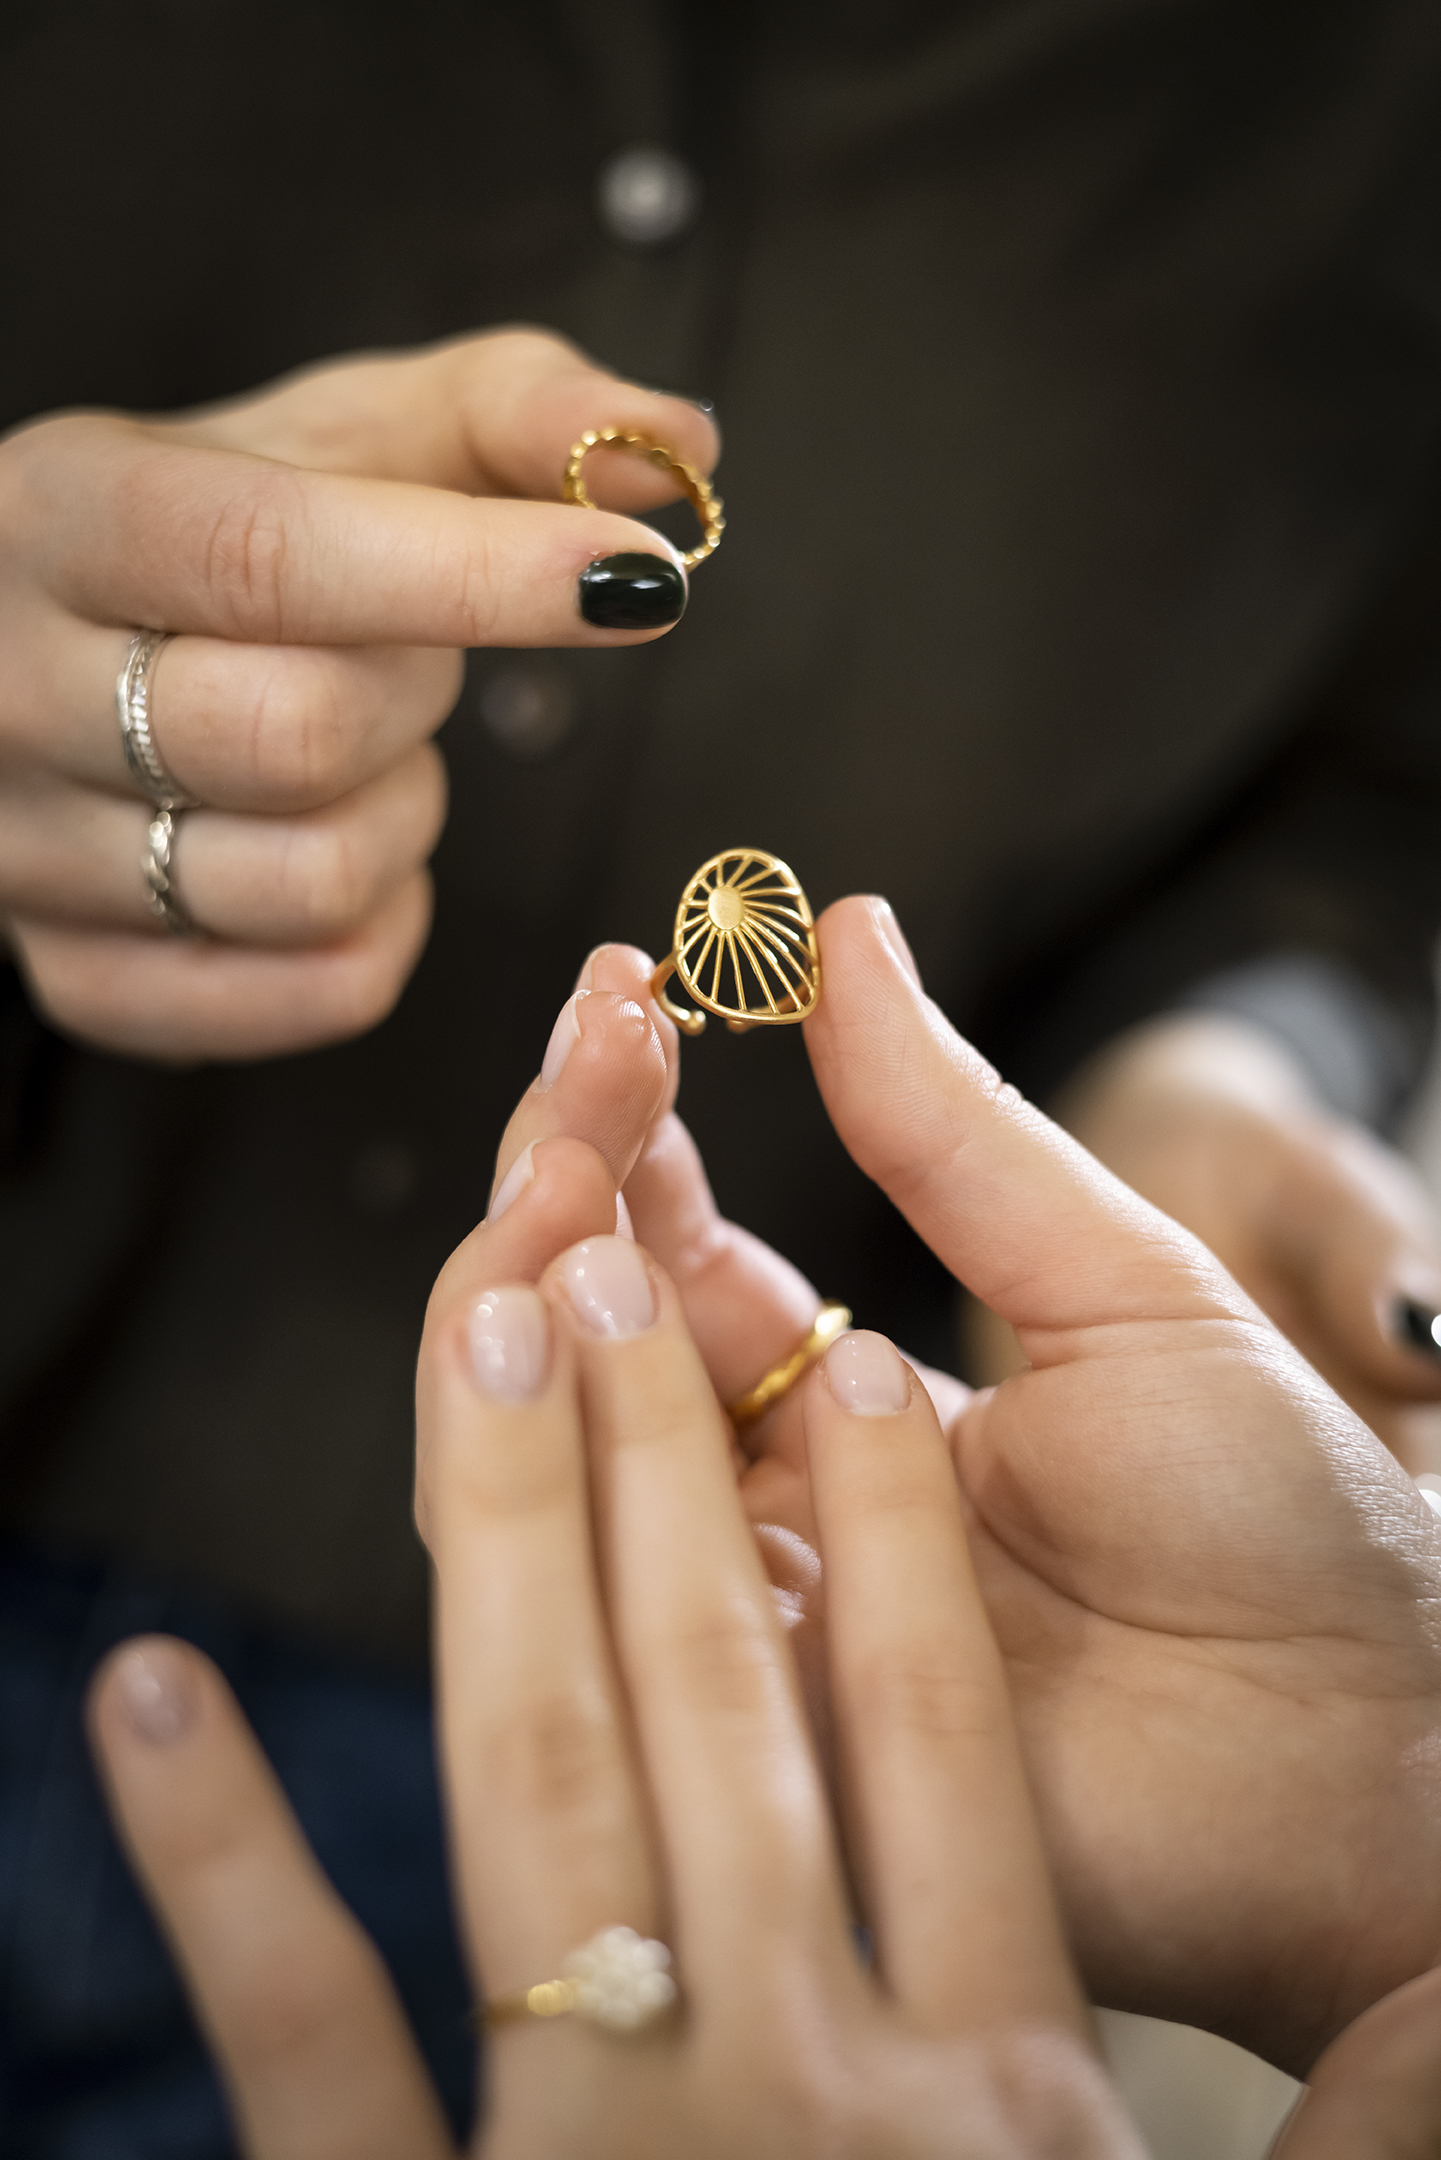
[{"xmin": 3, "ymin": 1, "xmax": 1441, "ymax": 1666}]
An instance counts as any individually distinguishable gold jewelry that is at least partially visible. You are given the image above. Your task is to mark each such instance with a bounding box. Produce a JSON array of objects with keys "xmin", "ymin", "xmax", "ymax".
[
  {"xmin": 727, "ymin": 1301, "xmax": 852, "ymax": 1429},
  {"xmin": 483, "ymin": 1926, "xmax": 677, "ymax": 2035},
  {"xmin": 650, "ymin": 848, "xmax": 820, "ymax": 1038},
  {"xmin": 563, "ymin": 428, "xmax": 723, "ymax": 571}
]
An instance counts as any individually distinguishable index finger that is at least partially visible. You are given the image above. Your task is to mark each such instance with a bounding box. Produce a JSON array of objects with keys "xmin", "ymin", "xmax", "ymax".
[{"xmin": 21, "ymin": 419, "xmax": 688, "ymax": 648}]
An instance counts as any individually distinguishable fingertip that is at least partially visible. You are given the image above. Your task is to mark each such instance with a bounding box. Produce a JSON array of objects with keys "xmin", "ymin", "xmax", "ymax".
[{"xmin": 88, "ymin": 1634, "xmax": 209, "ymax": 1756}]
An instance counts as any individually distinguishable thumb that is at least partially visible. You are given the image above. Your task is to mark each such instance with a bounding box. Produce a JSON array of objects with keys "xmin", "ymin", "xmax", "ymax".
[{"xmin": 803, "ymin": 896, "xmax": 1247, "ymax": 1349}]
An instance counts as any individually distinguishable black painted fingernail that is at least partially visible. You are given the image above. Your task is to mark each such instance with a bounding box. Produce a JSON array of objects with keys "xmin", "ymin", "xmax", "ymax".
[
  {"xmin": 1395, "ymin": 1297, "xmax": 1441, "ymax": 1362},
  {"xmin": 578, "ymin": 552, "xmax": 687, "ymax": 629}
]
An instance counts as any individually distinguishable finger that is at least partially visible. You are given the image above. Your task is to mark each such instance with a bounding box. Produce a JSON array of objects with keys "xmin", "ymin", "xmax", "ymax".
[
  {"xmin": 23, "ymin": 418, "xmax": 689, "ymax": 651},
  {"xmin": 168, "ymin": 326, "xmax": 719, "ymax": 505},
  {"xmin": 804, "ymin": 1333, "xmax": 1088, "ymax": 2036},
  {"xmin": 623, "ymin": 1111, "xmax": 823, "ymax": 1404},
  {"xmin": 1272, "ymin": 1967, "xmax": 1441, "ymax": 2157},
  {"xmin": 1271, "ymin": 1121, "xmax": 1441, "ymax": 1402},
  {"xmin": 805, "ymin": 896, "xmax": 1248, "ymax": 1345},
  {"xmin": 485, "ymin": 968, "xmax": 671, "ymax": 1214},
  {"xmin": 10, "ymin": 870, "xmax": 433, "ymax": 1061},
  {"xmin": 418, "ymin": 1137, "xmax": 631, "ymax": 1541},
  {"xmin": 87, "ymin": 1638, "xmax": 453, "ymax": 2160},
  {"xmin": 31, "ymin": 619, "xmax": 462, "ymax": 806},
  {"xmin": 545, "ymin": 1237, "xmax": 852, "ymax": 1990},
  {"xmin": 421, "ymin": 1279, "xmax": 655, "ymax": 1998},
  {"xmin": 4, "ymin": 746, "xmax": 446, "ymax": 944}
]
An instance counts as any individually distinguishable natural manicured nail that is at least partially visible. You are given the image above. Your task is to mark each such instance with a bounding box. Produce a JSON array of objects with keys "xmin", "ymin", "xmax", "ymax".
[
  {"xmin": 539, "ymin": 993, "xmax": 587, "ymax": 1090},
  {"xmin": 1395, "ymin": 1298, "xmax": 1441, "ymax": 1364},
  {"xmin": 825, "ymin": 1330, "xmax": 911, "ymax": 1416},
  {"xmin": 467, "ymin": 1286, "xmax": 551, "ymax": 1403},
  {"xmin": 562, "ymin": 1236, "xmax": 655, "ymax": 1338},
  {"xmin": 1416, "ymin": 1475, "xmax": 1441, "ymax": 1519},
  {"xmin": 113, "ymin": 1641, "xmax": 198, "ymax": 1746},
  {"xmin": 875, "ymin": 900, "xmax": 922, "ymax": 987},
  {"xmin": 488, "ymin": 1141, "xmax": 535, "ymax": 1222},
  {"xmin": 578, "ymin": 553, "xmax": 687, "ymax": 630}
]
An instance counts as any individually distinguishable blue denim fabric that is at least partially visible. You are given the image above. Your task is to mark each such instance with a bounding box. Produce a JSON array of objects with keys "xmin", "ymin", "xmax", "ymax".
[{"xmin": 0, "ymin": 1541, "xmax": 476, "ymax": 2158}]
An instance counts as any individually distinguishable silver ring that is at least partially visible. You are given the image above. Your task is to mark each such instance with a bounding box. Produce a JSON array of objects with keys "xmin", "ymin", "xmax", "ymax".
[
  {"xmin": 117, "ymin": 631, "xmax": 199, "ymax": 810},
  {"xmin": 142, "ymin": 808, "xmax": 194, "ymax": 936}
]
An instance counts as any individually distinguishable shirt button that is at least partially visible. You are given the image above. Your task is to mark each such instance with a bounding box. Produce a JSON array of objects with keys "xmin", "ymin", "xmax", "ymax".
[
  {"xmin": 596, "ymin": 145, "xmax": 700, "ymax": 246},
  {"xmin": 476, "ymin": 661, "xmax": 577, "ymax": 760}
]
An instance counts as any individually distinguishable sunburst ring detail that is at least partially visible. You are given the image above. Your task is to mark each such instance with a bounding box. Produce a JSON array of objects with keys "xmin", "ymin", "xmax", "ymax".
[{"xmin": 650, "ymin": 849, "xmax": 820, "ymax": 1036}]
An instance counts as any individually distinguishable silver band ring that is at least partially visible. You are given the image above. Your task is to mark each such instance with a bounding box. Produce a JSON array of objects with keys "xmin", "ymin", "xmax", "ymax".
[
  {"xmin": 143, "ymin": 808, "xmax": 194, "ymax": 936},
  {"xmin": 117, "ymin": 631, "xmax": 199, "ymax": 810}
]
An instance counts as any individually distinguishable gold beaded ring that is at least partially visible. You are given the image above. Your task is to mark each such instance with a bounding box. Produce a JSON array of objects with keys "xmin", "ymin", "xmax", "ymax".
[
  {"xmin": 563, "ymin": 428, "xmax": 724, "ymax": 572},
  {"xmin": 650, "ymin": 848, "xmax": 821, "ymax": 1037},
  {"xmin": 727, "ymin": 1301, "xmax": 853, "ymax": 1429}
]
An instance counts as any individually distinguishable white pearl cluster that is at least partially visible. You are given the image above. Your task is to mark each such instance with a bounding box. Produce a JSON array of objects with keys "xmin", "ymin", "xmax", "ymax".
[{"xmin": 563, "ymin": 1926, "xmax": 677, "ymax": 2032}]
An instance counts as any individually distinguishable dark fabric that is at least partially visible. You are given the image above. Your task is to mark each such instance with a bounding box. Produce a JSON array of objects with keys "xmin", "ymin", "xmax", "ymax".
[
  {"xmin": 0, "ymin": 1539, "xmax": 475, "ymax": 2158},
  {"xmin": 2, "ymin": 1, "xmax": 1441, "ymax": 1663}
]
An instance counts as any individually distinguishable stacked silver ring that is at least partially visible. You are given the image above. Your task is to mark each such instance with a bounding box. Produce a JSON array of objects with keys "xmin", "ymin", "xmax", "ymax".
[{"xmin": 117, "ymin": 630, "xmax": 200, "ymax": 935}]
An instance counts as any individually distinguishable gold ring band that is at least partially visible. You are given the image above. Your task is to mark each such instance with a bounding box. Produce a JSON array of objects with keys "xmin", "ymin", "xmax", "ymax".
[
  {"xmin": 727, "ymin": 1301, "xmax": 852, "ymax": 1429},
  {"xmin": 482, "ymin": 1927, "xmax": 676, "ymax": 2035},
  {"xmin": 563, "ymin": 428, "xmax": 724, "ymax": 572}
]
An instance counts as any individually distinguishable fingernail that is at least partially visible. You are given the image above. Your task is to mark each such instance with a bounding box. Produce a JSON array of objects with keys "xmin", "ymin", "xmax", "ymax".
[
  {"xmin": 824, "ymin": 1330, "xmax": 911, "ymax": 1416},
  {"xmin": 875, "ymin": 900, "xmax": 922, "ymax": 987},
  {"xmin": 113, "ymin": 1641, "xmax": 198, "ymax": 1746},
  {"xmin": 574, "ymin": 948, "xmax": 602, "ymax": 993},
  {"xmin": 1416, "ymin": 1475, "xmax": 1441, "ymax": 1519},
  {"xmin": 578, "ymin": 553, "xmax": 687, "ymax": 630},
  {"xmin": 562, "ymin": 1235, "xmax": 655, "ymax": 1338},
  {"xmin": 539, "ymin": 992, "xmax": 588, "ymax": 1090},
  {"xmin": 488, "ymin": 1141, "xmax": 535, "ymax": 1222},
  {"xmin": 637, "ymin": 382, "xmax": 717, "ymax": 417},
  {"xmin": 467, "ymin": 1286, "xmax": 551, "ymax": 1403},
  {"xmin": 1395, "ymin": 1298, "xmax": 1441, "ymax": 1363}
]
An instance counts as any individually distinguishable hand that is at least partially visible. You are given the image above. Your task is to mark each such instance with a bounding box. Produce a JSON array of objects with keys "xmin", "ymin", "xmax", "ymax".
[
  {"xmin": 0, "ymin": 328, "xmax": 714, "ymax": 1060},
  {"xmin": 621, "ymin": 899, "xmax": 1441, "ymax": 2075},
  {"xmin": 1045, "ymin": 1013, "xmax": 1441, "ymax": 1463},
  {"xmin": 86, "ymin": 1236, "xmax": 1146, "ymax": 2158}
]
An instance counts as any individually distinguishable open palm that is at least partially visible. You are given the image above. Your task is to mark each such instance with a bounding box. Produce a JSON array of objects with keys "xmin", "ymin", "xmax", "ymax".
[{"xmin": 622, "ymin": 897, "xmax": 1441, "ymax": 2077}]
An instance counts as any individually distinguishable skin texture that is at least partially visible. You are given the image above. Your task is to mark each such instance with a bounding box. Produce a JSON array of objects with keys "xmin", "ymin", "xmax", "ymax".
[
  {"xmin": 0, "ymin": 328, "xmax": 714, "ymax": 1059},
  {"xmin": 84, "ymin": 928, "xmax": 1441, "ymax": 2152}
]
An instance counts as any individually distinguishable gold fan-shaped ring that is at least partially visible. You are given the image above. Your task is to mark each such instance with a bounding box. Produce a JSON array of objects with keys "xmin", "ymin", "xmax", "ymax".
[
  {"xmin": 650, "ymin": 849, "xmax": 820, "ymax": 1037},
  {"xmin": 562, "ymin": 428, "xmax": 724, "ymax": 572}
]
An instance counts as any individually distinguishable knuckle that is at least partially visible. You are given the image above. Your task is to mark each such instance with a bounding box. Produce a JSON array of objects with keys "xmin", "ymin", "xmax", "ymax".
[
  {"xmin": 665, "ymin": 1609, "xmax": 779, "ymax": 1719},
  {"xmin": 488, "ymin": 1689, "xmax": 618, "ymax": 1820},
  {"xmin": 226, "ymin": 1929, "xmax": 382, "ymax": 2067},
  {"xmin": 278, "ymin": 820, "xmax": 372, "ymax": 936},
  {"xmin": 848, "ymin": 1654, "xmax": 1004, "ymax": 1747},
  {"xmin": 247, "ymin": 657, "xmax": 351, "ymax": 803},
  {"xmin": 199, "ymin": 472, "xmax": 301, "ymax": 639}
]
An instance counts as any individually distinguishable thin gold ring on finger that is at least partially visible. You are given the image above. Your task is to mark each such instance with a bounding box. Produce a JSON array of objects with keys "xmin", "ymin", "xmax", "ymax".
[
  {"xmin": 727, "ymin": 1302, "xmax": 852, "ymax": 1429},
  {"xmin": 482, "ymin": 1926, "xmax": 677, "ymax": 2035},
  {"xmin": 562, "ymin": 428, "xmax": 723, "ymax": 571},
  {"xmin": 649, "ymin": 848, "xmax": 821, "ymax": 1038},
  {"xmin": 117, "ymin": 631, "xmax": 201, "ymax": 810}
]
